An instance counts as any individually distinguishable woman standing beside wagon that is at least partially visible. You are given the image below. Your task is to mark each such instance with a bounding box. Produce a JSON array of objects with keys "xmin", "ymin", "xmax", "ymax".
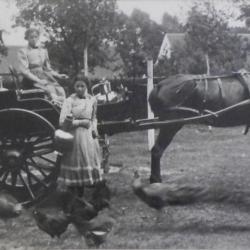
[{"xmin": 58, "ymin": 75, "xmax": 103, "ymax": 197}]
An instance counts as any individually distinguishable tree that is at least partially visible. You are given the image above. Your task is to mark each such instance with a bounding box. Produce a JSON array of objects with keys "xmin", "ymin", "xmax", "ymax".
[
  {"xmin": 161, "ymin": 13, "xmax": 183, "ymax": 33},
  {"xmin": 114, "ymin": 9, "xmax": 164, "ymax": 77},
  {"xmin": 237, "ymin": 1, "xmax": 250, "ymax": 28},
  {"xmin": 184, "ymin": 1, "xmax": 243, "ymax": 75},
  {"xmin": 15, "ymin": 0, "xmax": 117, "ymax": 76},
  {"xmin": 0, "ymin": 29, "xmax": 8, "ymax": 64}
]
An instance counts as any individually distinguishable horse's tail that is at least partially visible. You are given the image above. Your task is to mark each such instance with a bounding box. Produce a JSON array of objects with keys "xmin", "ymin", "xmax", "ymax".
[{"xmin": 148, "ymin": 85, "xmax": 163, "ymax": 116}]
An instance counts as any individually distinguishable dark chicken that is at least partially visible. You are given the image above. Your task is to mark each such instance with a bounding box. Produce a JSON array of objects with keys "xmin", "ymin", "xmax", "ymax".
[
  {"xmin": 33, "ymin": 208, "xmax": 70, "ymax": 239},
  {"xmin": 69, "ymin": 196, "xmax": 98, "ymax": 223},
  {"xmin": 32, "ymin": 190, "xmax": 75, "ymax": 241},
  {"xmin": 90, "ymin": 179, "xmax": 111, "ymax": 211}
]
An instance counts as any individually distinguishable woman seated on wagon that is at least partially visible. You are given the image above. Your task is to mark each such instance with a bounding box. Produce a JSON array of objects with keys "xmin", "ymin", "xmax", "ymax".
[{"xmin": 18, "ymin": 27, "xmax": 68, "ymax": 105}]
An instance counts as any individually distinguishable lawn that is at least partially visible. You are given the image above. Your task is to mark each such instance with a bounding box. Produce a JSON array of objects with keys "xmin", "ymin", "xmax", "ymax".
[{"xmin": 1, "ymin": 124, "xmax": 250, "ymax": 249}]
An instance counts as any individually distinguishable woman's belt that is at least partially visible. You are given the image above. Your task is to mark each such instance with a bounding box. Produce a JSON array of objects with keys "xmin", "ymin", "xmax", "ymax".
[{"xmin": 29, "ymin": 65, "xmax": 43, "ymax": 70}]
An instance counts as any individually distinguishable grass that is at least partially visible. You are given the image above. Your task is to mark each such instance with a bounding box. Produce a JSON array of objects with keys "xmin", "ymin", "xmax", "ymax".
[{"xmin": 2, "ymin": 124, "xmax": 250, "ymax": 249}]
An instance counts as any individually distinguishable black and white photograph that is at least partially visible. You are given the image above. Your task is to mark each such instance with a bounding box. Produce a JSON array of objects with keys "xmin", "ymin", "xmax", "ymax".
[{"xmin": 1, "ymin": 0, "xmax": 250, "ymax": 249}]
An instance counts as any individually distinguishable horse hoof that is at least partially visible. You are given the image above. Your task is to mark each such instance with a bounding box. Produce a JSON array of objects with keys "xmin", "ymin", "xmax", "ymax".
[{"xmin": 150, "ymin": 176, "xmax": 162, "ymax": 184}]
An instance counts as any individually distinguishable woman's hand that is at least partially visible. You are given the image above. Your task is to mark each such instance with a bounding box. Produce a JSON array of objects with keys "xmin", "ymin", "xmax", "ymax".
[
  {"xmin": 92, "ymin": 130, "xmax": 99, "ymax": 139},
  {"xmin": 57, "ymin": 73, "xmax": 69, "ymax": 80},
  {"xmin": 80, "ymin": 120, "xmax": 91, "ymax": 129},
  {"xmin": 38, "ymin": 79, "xmax": 47, "ymax": 85},
  {"xmin": 72, "ymin": 119, "xmax": 91, "ymax": 129}
]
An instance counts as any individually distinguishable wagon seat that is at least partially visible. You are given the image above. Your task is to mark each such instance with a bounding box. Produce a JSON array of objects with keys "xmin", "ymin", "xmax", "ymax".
[
  {"xmin": 8, "ymin": 65, "xmax": 46, "ymax": 100},
  {"xmin": 91, "ymin": 80, "xmax": 127, "ymax": 104}
]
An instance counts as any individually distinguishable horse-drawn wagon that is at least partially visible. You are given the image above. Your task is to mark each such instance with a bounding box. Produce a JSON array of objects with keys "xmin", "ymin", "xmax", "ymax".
[{"xmin": 1, "ymin": 69, "xmax": 250, "ymax": 205}]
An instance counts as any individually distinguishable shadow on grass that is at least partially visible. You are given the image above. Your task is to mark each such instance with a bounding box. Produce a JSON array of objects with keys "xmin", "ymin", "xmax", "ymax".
[{"xmin": 137, "ymin": 220, "xmax": 250, "ymax": 235}]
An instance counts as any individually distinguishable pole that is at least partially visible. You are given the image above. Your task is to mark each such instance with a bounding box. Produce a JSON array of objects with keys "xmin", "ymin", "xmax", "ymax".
[
  {"xmin": 147, "ymin": 59, "xmax": 155, "ymax": 151},
  {"xmin": 84, "ymin": 45, "xmax": 88, "ymax": 77}
]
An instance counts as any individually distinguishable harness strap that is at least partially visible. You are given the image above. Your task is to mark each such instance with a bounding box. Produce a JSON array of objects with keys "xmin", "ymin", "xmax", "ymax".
[
  {"xmin": 236, "ymin": 73, "xmax": 250, "ymax": 134},
  {"xmin": 236, "ymin": 73, "xmax": 250, "ymax": 99},
  {"xmin": 216, "ymin": 78, "xmax": 226, "ymax": 107},
  {"xmin": 199, "ymin": 74, "xmax": 208, "ymax": 104}
]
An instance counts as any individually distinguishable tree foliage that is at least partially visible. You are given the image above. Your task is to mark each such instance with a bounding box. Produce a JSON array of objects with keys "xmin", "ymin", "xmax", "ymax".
[
  {"xmin": 161, "ymin": 13, "xmax": 183, "ymax": 33},
  {"xmin": 114, "ymin": 9, "xmax": 164, "ymax": 77},
  {"xmin": 15, "ymin": 0, "xmax": 117, "ymax": 75},
  {"xmin": 156, "ymin": 1, "xmax": 244, "ymax": 76}
]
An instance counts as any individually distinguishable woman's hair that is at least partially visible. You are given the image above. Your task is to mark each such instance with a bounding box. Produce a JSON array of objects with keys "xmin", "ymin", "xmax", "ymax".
[
  {"xmin": 74, "ymin": 74, "xmax": 90, "ymax": 91},
  {"xmin": 24, "ymin": 28, "xmax": 40, "ymax": 40}
]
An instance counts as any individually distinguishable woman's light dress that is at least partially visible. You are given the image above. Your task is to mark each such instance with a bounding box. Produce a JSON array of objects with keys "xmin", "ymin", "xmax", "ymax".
[{"xmin": 58, "ymin": 93, "xmax": 102, "ymax": 186}]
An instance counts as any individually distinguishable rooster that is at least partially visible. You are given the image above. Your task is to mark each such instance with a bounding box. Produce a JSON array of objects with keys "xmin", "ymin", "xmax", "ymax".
[
  {"xmin": 0, "ymin": 191, "xmax": 22, "ymax": 231},
  {"xmin": 73, "ymin": 213, "xmax": 115, "ymax": 248}
]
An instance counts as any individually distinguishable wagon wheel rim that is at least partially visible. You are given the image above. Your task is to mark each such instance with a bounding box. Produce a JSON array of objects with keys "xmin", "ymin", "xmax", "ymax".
[{"xmin": 0, "ymin": 109, "xmax": 59, "ymax": 205}]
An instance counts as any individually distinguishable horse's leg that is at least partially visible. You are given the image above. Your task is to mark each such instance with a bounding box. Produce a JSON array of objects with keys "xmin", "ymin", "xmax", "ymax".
[{"xmin": 150, "ymin": 124, "xmax": 183, "ymax": 183}]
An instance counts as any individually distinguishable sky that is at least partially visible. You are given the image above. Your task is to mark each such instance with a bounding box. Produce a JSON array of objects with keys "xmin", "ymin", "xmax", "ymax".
[{"xmin": 0, "ymin": 0, "xmax": 245, "ymax": 46}]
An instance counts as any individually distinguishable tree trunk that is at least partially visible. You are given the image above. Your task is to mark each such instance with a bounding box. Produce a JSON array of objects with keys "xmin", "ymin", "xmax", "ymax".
[
  {"xmin": 205, "ymin": 53, "xmax": 210, "ymax": 75},
  {"xmin": 83, "ymin": 45, "xmax": 88, "ymax": 77}
]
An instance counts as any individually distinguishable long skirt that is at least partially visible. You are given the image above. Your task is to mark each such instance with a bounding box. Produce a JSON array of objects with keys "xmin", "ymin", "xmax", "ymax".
[
  {"xmin": 58, "ymin": 126, "xmax": 103, "ymax": 187},
  {"xmin": 24, "ymin": 68, "xmax": 66, "ymax": 103}
]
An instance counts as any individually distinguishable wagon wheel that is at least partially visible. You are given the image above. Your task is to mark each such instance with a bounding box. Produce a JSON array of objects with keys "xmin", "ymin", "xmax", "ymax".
[{"xmin": 0, "ymin": 108, "xmax": 60, "ymax": 206}]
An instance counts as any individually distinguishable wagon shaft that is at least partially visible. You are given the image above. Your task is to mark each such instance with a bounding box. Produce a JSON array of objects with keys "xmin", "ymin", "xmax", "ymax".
[{"xmin": 98, "ymin": 99, "xmax": 250, "ymax": 135}]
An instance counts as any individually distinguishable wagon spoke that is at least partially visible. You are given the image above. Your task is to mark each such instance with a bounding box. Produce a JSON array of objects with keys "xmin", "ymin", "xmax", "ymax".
[
  {"xmin": 27, "ymin": 158, "xmax": 48, "ymax": 178},
  {"xmin": 0, "ymin": 170, "xmax": 10, "ymax": 184},
  {"xmin": 0, "ymin": 167, "xmax": 6, "ymax": 178},
  {"xmin": 18, "ymin": 173, "xmax": 35, "ymax": 200},
  {"xmin": 32, "ymin": 136, "xmax": 53, "ymax": 145},
  {"xmin": 33, "ymin": 143, "xmax": 53, "ymax": 152},
  {"xmin": 24, "ymin": 163, "xmax": 34, "ymax": 186},
  {"xmin": 37, "ymin": 155, "xmax": 56, "ymax": 165},
  {"xmin": 11, "ymin": 171, "xmax": 18, "ymax": 186},
  {"xmin": 21, "ymin": 167, "xmax": 49, "ymax": 189},
  {"xmin": 30, "ymin": 148, "xmax": 54, "ymax": 157}
]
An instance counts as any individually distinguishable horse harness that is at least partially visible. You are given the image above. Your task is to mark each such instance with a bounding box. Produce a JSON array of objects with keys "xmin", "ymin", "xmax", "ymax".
[{"xmin": 196, "ymin": 72, "xmax": 250, "ymax": 134}]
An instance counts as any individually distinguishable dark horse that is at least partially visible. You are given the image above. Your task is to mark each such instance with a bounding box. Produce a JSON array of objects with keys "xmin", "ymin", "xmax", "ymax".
[{"xmin": 148, "ymin": 72, "xmax": 250, "ymax": 183}]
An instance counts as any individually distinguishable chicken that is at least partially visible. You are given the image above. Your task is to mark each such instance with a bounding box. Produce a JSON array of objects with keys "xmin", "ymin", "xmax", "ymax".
[
  {"xmin": 73, "ymin": 213, "xmax": 115, "ymax": 248},
  {"xmin": 90, "ymin": 179, "xmax": 111, "ymax": 212},
  {"xmin": 33, "ymin": 208, "xmax": 70, "ymax": 240},
  {"xmin": 0, "ymin": 191, "xmax": 22, "ymax": 231},
  {"xmin": 35, "ymin": 189, "xmax": 76, "ymax": 214},
  {"xmin": 32, "ymin": 189, "xmax": 76, "ymax": 244}
]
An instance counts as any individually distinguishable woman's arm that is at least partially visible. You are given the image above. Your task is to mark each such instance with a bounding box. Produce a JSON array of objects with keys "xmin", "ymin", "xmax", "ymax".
[
  {"xmin": 59, "ymin": 98, "xmax": 72, "ymax": 128},
  {"xmin": 44, "ymin": 49, "xmax": 68, "ymax": 79},
  {"xmin": 91, "ymin": 97, "xmax": 99, "ymax": 136},
  {"xmin": 72, "ymin": 119, "xmax": 91, "ymax": 129}
]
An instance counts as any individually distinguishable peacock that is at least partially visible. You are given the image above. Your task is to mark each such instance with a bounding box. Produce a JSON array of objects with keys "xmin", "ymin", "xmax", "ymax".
[{"xmin": 132, "ymin": 171, "xmax": 208, "ymax": 222}]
